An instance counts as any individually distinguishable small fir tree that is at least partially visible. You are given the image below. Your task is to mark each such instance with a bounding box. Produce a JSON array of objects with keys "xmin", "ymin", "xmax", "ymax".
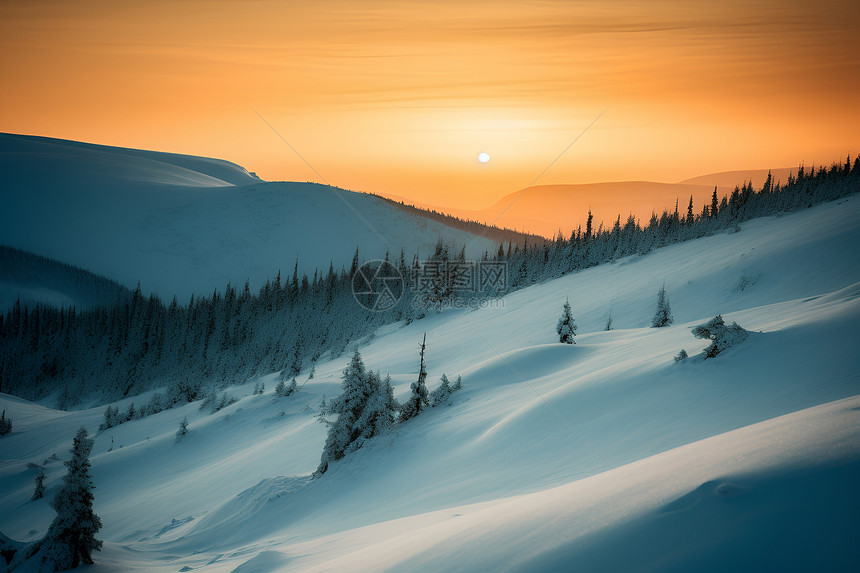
[
  {"xmin": 175, "ymin": 417, "xmax": 189, "ymax": 441},
  {"xmin": 32, "ymin": 466, "xmax": 46, "ymax": 501},
  {"xmin": 651, "ymin": 284, "xmax": 674, "ymax": 328},
  {"xmin": 556, "ymin": 298, "xmax": 577, "ymax": 344},
  {"xmin": 430, "ymin": 373, "xmax": 462, "ymax": 407}
]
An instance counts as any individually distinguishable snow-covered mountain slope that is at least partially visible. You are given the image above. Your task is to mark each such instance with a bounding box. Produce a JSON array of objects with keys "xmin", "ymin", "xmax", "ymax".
[
  {"xmin": 1, "ymin": 194, "xmax": 859, "ymax": 571},
  {"xmin": 0, "ymin": 134, "xmax": 499, "ymax": 302},
  {"xmin": 0, "ymin": 246, "xmax": 132, "ymax": 311}
]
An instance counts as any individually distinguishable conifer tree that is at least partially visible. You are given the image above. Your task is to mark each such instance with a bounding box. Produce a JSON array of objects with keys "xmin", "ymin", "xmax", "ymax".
[
  {"xmin": 585, "ymin": 210, "xmax": 593, "ymax": 241},
  {"xmin": 651, "ymin": 284, "xmax": 673, "ymax": 328},
  {"xmin": 400, "ymin": 334, "xmax": 430, "ymax": 421},
  {"xmin": 0, "ymin": 408, "xmax": 11, "ymax": 436},
  {"xmin": 175, "ymin": 417, "xmax": 189, "ymax": 441},
  {"xmin": 354, "ymin": 371, "xmax": 397, "ymax": 439},
  {"xmin": 32, "ymin": 466, "xmax": 46, "ymax": 501},
  {"xmin": 317, "ymin": 350, "xmax": 377, "ymax": 475},
  {"xmin": 556, "ymin": 298, "xmax": 577, "ymax": 344},
  {"xmin": 430, "ymin": 373, "xmax": 462, "ymax": 407},
  {"xmin": 40, "ymin": 427, "xmax": 103, "ymax": 569},
  {"xmin": 691, "ymin": 315, "xmax": 748, "ymax": 358},
  {"xmin": 274, "ymin": 378, "xmax": 286, "ymax": 397}
]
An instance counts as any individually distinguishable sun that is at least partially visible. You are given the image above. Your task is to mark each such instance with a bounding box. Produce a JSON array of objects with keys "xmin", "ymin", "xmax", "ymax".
[{"xmin": 477, "ymin": 152, "xmax": 490, "ymax": 164}]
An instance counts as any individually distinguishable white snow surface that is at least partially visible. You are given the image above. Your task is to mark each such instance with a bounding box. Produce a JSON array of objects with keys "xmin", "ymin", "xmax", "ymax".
[
  {"xmin": 0, "ymin": 134, "xmax": 498, "ymax": 302},
  {"xmin": 1, "ymin": 194, "xmax": 860, "ymax": 571}
]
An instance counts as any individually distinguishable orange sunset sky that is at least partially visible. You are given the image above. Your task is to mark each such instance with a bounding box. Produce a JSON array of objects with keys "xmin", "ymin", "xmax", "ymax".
[{"xmin": 2, "ymin": 0, "xmax": 859, "ymax": 213}]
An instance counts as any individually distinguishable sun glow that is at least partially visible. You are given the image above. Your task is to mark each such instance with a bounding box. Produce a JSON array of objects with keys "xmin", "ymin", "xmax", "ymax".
[{"xmin": 0, "ymin": 0, "xmax": 857, "ymax": 215}]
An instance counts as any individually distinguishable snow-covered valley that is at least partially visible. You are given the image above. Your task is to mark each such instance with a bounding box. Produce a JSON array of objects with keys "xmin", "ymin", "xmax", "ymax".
[{"xmin": 2, "ymin": 191, "xmax": 859, "ymax": 571}]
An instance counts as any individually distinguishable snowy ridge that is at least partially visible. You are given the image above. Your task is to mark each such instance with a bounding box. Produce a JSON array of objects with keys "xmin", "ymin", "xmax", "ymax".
[
  {"xmin": 0, "ymin": 134, "xmax": 499, "ymax": 301},
  {"xmin": 1, "ymin": 194, "xmax": 859, "ymax": 570},
  {"xmin": 0, "ymin": 246, "xmax": 132, "ymax": 311}
]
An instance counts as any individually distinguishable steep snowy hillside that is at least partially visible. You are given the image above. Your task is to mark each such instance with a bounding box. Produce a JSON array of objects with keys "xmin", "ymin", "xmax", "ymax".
[
  {"xmin": 1, "ymin": 194, "xmax": 859, "ymax": 571},
  {"xmin": 0, "ymin": 134, "xmax": 500, "ymax": 301},
  {"xmin": 0, "ymin": 246, "xmax": 132, "ymax": 311}
]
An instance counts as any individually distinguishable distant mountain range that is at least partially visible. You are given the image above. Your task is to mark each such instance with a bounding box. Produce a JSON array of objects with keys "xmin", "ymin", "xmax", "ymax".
[{"xmin": 386, "ymin": 168, "xmax": 797, "ymax": 238}]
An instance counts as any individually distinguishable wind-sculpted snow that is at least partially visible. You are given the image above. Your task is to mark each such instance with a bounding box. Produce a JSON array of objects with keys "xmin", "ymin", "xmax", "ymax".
[
  {"xmin": 461, "ymin": 343, "xmax": 591, "ymax": 388},
  {"xmin": 174, "ymin": 476, "xmax": 312, "ymax": 549}
]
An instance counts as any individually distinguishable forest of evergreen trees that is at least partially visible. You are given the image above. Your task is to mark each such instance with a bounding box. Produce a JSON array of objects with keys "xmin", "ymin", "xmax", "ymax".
[
  {"xmin": 1, "ymin": 156, "xmax": 857, "ymax": 408},
  {"xmin": 0, "ymin": 246, "xmax": 132, "ymax": 310}
]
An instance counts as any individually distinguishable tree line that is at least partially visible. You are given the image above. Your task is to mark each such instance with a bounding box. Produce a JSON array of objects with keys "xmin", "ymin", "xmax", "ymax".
[{"xmin": 1, "ymin": 155, "xmax": 857, "ymax": 409}]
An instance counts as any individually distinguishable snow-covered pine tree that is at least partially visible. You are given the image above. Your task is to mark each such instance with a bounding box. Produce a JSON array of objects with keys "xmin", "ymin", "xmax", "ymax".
[
  {"xmin": 556, "ymin": 298, "xmax": 577, "ymax": 344},
  {"xmin": 98, "ymin": 405, "xmax": 119, "ymax": 431},
  {"xmin": 428, "ymin": 373, "xmax": 448, "ymax": 406},
  {"xmin": 400, "ymin": 334, "xmax": 430, "ymax": 421},
  {"xmin": 352, "ymin": 370, "xmax": 397, "ymax": 443},
  {"xmin": 651, "ymin": 284, "xmax": 673, "ymax": 327},
  {"xmin": 674, "ymin": 349, "xmax": 688, "ymax": 362},
  {"xmin": 274, "ymin": 378, "xmax": 286, "ymax": 397},
  {"xmin": 0, "ymin": 408, "xmax": 11, "ymax": 436},
  {"xmin": 40, "ymin": 426, "xmax": 103, "ymax": 569},
  {"xmin": 175, "ymin": 417, "xmax": 189, "ymax": 441},
  {"xmin": 691, "ymin": 315, "xmax": 748, "ymax": 358},
  {"xmin": 316, "ymin": 350, "xmax": 376, "ymax": 475},
  {"xmin": 605, "ymin": 309, "xmax": 614, "ymax": 331},
  {"xmin": 32, "ymin": 467, "xmax": 46, "ymax": 501},
  {"xmin": 381, "ymin": 374, "xmax": 400, "ymax": 415},
  {"xmin": 430, "ymin": 373, "xmax": 451, "ymax": 407}
]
